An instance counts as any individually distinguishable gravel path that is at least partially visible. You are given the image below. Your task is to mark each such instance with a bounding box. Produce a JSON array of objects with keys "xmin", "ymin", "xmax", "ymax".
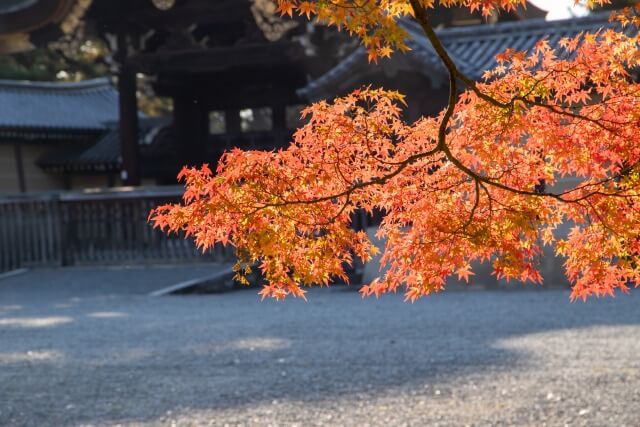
[{"xmin": 0, "ymin": 266, "xmax": 639, "ymax": 426}]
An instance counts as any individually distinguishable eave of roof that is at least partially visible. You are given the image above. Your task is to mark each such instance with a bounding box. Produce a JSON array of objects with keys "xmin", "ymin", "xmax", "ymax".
[
  {"xmin": 0, "ymin": 0, "xmax": 38, "ymax": 14},
  {"xmin": 37, "ymin": 117, "xmax": 171, "ymax": 172},
  {"xmin": 0, "ymin": 0, "xmax": 91, "ymax": 54},
  {"xmin": 299, "ymin": 12, "xmax": 615, "ymax": 102}
]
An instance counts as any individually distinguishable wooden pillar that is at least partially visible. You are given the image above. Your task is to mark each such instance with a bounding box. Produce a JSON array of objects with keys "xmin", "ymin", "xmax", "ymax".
[
  {"xmin": 174, "ymin": 96, "xmax": 207, "ymax": 167},
  {"xmin": 63, "ymin": 172, "xmax": 71, "ymax": 190},
  {"xmin": 272, "ymin": 103, "xmax": 286, "ymax": 147},
  {"xmin": 118, "ymin": 65, "xmax": 141, "ymax": 186},
  {"xmin": 225, "ymin": 108, "xmax": 241, "ymax": 134},
  {"xmin": 13, "ymin": 142, "xmax": 26, "ymax": 193}
]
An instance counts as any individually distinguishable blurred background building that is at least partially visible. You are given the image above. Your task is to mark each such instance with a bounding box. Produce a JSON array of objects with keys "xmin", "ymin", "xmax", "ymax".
[
  {"xmin": 0, "ymin": 0, "xmax": 633, "ymax": 275},
  {"xmin": 3, "ymin": 0, "xmax": 629, "ymax": 194}
]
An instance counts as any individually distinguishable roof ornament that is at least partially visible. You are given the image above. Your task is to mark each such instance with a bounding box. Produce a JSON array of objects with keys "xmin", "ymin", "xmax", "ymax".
[
  {"xmin": 250, "ymin": 0, "xmax": 298, "ymax": 42},
  {"xmin": 60, "ymin": 0, "xmax": 92, "ymax": 34}
]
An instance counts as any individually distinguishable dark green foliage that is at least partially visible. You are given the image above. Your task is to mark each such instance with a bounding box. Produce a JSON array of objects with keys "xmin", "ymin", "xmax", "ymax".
[{"xmin": 0, "ymin": 28, "xmax": 108, "ymax": 82}]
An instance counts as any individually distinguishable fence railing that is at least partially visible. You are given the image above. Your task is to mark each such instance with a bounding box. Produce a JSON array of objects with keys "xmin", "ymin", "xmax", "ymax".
[
  {"xmin": 0, "ymin": 187, "xmax": 379, "ymax": 274},
  {"xmin": 0, "ymin": 187, "xmax": 235, "ymax": 273}
]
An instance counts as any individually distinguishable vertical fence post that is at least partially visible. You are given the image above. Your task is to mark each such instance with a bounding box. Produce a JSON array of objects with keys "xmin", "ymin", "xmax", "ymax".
[{"xmin": 54, "ymin": 194, "xmax": 65, "ymax": 267}]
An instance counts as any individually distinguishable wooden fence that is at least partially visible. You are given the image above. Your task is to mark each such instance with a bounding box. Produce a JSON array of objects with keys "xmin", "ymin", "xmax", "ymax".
[
  {"xmin": 0, "ymin": 187, "xmax": 235, "ymax": 273},
  {"xmin": 0, "ymin": 187, "xmax": 377, "ymax": 274}
]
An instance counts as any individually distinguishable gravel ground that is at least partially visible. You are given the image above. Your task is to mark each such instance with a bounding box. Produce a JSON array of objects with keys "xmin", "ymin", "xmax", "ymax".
[{"xmin": 0, "ymin": 266, "xmax": 639, "ymax": 427}]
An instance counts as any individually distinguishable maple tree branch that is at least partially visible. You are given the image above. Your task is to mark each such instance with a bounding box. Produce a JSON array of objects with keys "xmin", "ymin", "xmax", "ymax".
[
  {"xmin": 214, "ymin": 3, "xmax": 636, "ymax": 229},
  {"xmin": 408, "ymin": 0, "xmax": 560, "ymax": 200},
  {"xmin": 256, "ymin": 2, "xmax": 633, "ymax": 214},
  {"xmin": 456, "ymin": 178, "xmax": 481, "ymax": 235},
  {"xmin": 250, "ymin": 144, "xmax": 443, "ymax": 210},
  {"xmin": 410, "ymin": 1, "xmax": 626, "ymax": 137},
  {"xmin": 409, "ymin": 0, "xmax": 511, "ymax": 108},
  {"xmin": 406, "ymin": 0, "xmax": 638, "ymax": 206}
]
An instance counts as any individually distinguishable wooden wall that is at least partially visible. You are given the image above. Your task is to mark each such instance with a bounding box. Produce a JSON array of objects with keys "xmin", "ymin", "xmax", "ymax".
[
  {"xmin": 0, "ymin": 141, "xmax": 120, "ymax": 195},
  {"xmin": 0, "ymin": 144, "xmax": 19, "ymax": 193},
  {"xmin": 21, "ymin": 144, "xmax": 66, "ymax": 192}
]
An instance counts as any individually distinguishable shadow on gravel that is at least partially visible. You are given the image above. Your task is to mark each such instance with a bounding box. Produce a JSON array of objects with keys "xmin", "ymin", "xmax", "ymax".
[{"xmin": 0, "ymin": 267, "xmax": 639, "ymax": 426}]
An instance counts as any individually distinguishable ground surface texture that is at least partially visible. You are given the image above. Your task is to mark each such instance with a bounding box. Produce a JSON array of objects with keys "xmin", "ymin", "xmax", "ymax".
[{"xmin": 0, "ymin": 266, "xmax": 639, "ymax": 427}]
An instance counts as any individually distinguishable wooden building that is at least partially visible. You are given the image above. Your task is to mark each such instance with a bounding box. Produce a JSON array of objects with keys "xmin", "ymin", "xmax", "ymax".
[
  {"xmin": 0, "ymin": 1, "xmax": 625, "ymax": 278},
  {"xmin": 2, "ymin": 0, "xmax": 344, "ymax": 188},
  {"xmin": 1, "ymin": 0, "xmax": 611, "ymax": 195},
  {"xmin": 0, "ymin": 77, "xmax": 175, "ymax": 194},
  {"xmin": 84, "ymin": 0, "xmax": 337, "ymax": 186},
  {"xmin": 0, "ymin": 78, "xmax": 118, "ymax": 193},
  {"xmin": 85, "ymin": 0, "xmax": 549, "ymax": 186}
]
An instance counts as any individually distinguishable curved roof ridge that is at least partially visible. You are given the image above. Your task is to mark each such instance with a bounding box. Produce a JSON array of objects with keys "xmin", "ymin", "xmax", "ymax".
[
  {"xmin": 300, "ymin": 12, "xmax": 619, "ymax": 101},
  {"xmin": 400, "ymin": 19, "xmax": 473, "ymax": 77},
  {"xmin": 298, "ymin": 48, "xmax": 368, "ymax": 101},
  {"xmin": 401, "ymin": 11, "xmax": 612, "ymax": 40},
  {"xmin": 0, "ymin": 77, "xmax": 114, "ymax": 92}
]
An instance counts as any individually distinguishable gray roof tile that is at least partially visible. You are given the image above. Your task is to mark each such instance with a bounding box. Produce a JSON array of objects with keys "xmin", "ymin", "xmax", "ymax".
[
  {"xmin": 300, "ymin": 13, "xmax": 616, "ymax": 101},
  {"xmin": 0, "ymin": 78, "xmax": 118, "ymax": 131}
]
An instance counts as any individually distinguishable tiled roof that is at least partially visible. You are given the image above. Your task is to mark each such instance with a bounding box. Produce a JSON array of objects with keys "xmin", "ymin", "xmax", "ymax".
[
  {"xmin": 300, "ymin": 13, "xmax": 615, "ymax": 101},
  {"xmin": 0, "ymin": 78, "xmax": 118, "ymax": 131}
]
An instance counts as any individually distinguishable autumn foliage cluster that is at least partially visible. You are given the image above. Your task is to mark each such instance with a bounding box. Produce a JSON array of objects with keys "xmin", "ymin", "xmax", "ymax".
[{"xmin": 151, "ymin": 0, "xmax": 640, "ymax": 301}]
